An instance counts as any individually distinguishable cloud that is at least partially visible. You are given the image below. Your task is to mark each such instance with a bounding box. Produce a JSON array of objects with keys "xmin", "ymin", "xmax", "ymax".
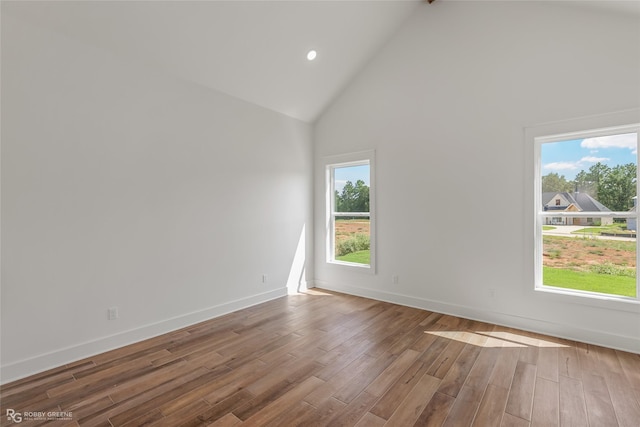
[
  {"xmin": 543, "ymin": 161, "xmax": 580, "ymax": 171},
  {"xmin": 543, "ymin": 156, "xmax": 610, "ymax": 172},
  {"xmin": 581, "ymin": 133, "xmax": 637, "ymax": 154},
  {"xmin": 579, "ymin": 156, "xmax": 609, "ymax": 163}
]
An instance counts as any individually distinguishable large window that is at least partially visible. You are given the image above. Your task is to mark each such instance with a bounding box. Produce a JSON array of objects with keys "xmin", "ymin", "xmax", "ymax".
[
  {"xmin": 325, "ymin": 151, "xmax": 375, "ymax": 270},
  {"xmin": 535, "ymin": 125, "xmax": 639, "ymax": 300}
]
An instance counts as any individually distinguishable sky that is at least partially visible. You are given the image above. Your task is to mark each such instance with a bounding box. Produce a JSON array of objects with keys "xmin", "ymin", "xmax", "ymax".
[
  {"xmin": 541, "ymin": 133, "xmax": 637, "ymax": 180},
  {"xmin": 334, "ymin": 164, "xmax": 370, "ymax": 193}
]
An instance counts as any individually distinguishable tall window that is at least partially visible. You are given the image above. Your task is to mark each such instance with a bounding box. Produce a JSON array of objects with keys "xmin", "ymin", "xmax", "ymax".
[
  {"xmin": 326, "ymin": 151, "xmax": 375, "ymax": 270},
  {"xmin": 535, "ymin": 125, "xmax": 639, "ymax": 299}
]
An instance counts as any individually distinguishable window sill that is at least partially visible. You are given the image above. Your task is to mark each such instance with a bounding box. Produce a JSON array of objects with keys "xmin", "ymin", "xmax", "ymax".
[
  {"xmin": 534, "ymin": 285, "xmax": 640, "ymax": 313},
  {"xmin": 327, "ymin": 260, "xmax": 375, "ymax": 275}
]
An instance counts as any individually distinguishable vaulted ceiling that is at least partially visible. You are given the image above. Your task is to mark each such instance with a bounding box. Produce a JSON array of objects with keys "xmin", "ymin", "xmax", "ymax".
[
  {"xmin": 3, "ymin": 0, "xmax": 639, "ymax": 123},
  {"xmin": 2, "ymin": 0, "xmax": 422, "ymax": 122}
]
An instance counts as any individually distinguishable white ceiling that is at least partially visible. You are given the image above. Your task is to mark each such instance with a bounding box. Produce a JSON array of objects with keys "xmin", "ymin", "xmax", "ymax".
[
  {"xmin": 3, "ymin": 1, "xmax": 639, "ymax": 123},
  {"xmin": 2, "ymin": 0, "xmax": 422, "ymax": 122}
]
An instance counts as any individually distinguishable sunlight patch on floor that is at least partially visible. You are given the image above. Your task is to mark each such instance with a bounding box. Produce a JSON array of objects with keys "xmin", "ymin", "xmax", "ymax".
[
  {"xmin": 425, "ymin": 330, "xmax": 570, "ymax": 348},
  {"xmin": 299, "ymin": 289, "xmax": 334, "ymax": 296}
]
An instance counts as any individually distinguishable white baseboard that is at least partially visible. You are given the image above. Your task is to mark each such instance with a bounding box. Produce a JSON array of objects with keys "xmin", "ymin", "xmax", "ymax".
[
  {"xmin": 315, "ymin": 281, "xmax": 640, "ymax": 354},
  {"xmin": 0, "ymin": 288, "xmax": 287, "ymax": 384}
]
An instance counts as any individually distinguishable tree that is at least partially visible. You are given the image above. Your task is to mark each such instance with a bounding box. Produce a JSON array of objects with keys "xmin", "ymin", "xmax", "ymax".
[
  {"xmin": 574, "ymin": 170, "xmax": 597, "ymax": 197},
  {"xmin": 587, "ymin": 163, "xmax": 611, "ymax": 196},
  {"xmin": 541, "ymin": 173, "xmax": 574, "ymax": 193},
  {"xmin": 335, "ymin": 180, "xmax": 369, "ymax": 213},
  {"xmin": 354, "ymin": 179, "xmax": 369, "ymax": 212},
  {"xmin": 597, "ymin": 163, "xmax": 637, "ymax": 211}
]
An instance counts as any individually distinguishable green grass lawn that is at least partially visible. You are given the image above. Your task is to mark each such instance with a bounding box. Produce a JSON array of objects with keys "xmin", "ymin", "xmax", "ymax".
[
  {"xmin": 542, "ymin": 226, "xmax": 556, "ymax": 231},
  {"xmin": 543, "ymin": 267, "xmax": 636, "ymax": 297},
  {"xmin": 572, "ymin": 223, "xmax": 631, "ymax": 235},
  {"xmin": 336, "ymin": 250, "xmax": 370, "ymax": 265}
]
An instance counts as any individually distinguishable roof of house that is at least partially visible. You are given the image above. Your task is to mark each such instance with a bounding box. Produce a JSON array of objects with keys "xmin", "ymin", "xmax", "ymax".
[{"xmin": 542, "ymin": 192, "xmax": 611, "ymax": 212}]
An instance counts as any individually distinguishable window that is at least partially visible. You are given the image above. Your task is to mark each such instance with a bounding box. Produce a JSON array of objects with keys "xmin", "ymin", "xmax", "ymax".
[
  {"xmin": 325, "ymin": 151, "xmax": 375, "ymax": 270},
  {"xmin": 555, "ymin": 199, "xmax": 561, "ymax": 206},
  {"xmin": 535, "ymin": 124, "xmax": 639, "ymax": 300}
]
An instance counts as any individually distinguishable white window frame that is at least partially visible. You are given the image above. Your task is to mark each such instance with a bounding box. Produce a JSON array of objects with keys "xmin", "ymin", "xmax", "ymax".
[
  {"xmin": 324, "ymin": 150, "xmax": 376, "ymax": 273},
  {"xmin": 532, "ymin": 122, "xmax": 640, "ymax": 305}
]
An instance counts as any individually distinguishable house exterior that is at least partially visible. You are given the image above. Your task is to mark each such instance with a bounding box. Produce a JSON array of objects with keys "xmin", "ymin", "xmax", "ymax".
[
  {"xmin": 628, "ymin": 197, "xmax": 637, "ymax": 231},
  {"xmin": 542, "ymin": 192, "xmax": 613, "ymax": 226}
]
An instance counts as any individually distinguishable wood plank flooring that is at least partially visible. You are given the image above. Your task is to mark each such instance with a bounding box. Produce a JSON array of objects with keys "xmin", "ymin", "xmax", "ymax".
[{"xmin": 1, "ymin": 289, "xmax": 639, "ymax": 426}]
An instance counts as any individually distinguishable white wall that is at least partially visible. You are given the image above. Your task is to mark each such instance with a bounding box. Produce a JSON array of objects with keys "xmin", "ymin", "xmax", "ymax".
[
  {"xmin": 314, "ymin": 2, "xmax": 640, "ymax": 352},
  {"xmin": 1, "ymin": 13, "xmax": 313, "ymax": 382}
]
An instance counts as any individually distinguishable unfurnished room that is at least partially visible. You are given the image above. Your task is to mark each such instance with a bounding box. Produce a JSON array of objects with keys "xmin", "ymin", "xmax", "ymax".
[{"xmin": 1, "ymin": 0, "xmax": 639, "ymax": 426}]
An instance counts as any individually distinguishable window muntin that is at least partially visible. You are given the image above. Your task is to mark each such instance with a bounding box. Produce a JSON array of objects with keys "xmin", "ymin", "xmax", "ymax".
[
  {"xmin": 535, "ymin": 126, "xmax": 639, "ymax": 300},
  {"xmin": 326, "ymin": 152, "xmax": 375, "ymax": 270}
]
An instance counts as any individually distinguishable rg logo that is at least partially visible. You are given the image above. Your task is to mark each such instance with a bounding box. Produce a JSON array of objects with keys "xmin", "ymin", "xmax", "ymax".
[{"xmin": 6, "ymin": 409, "xmax": 22, "ymax": 423}]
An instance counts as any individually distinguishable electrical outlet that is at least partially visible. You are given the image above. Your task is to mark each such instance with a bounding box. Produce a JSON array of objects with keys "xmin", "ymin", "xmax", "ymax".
[
  {"xmin": 262, "ymin": 274, "xmax": 268, "ymax": 284},
  {"xmin": 392, "ymin": 275, "xmax": 399, "ymax": 284},
  {"xmin": 108, "ymin": 307, "xmax": 119, "ymax": 320},
  {"xmin": 488, "ymin": 288, "xmax": 496, "ymax": 298}
]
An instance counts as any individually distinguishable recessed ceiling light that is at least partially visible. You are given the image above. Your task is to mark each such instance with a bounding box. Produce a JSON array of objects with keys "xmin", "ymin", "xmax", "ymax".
[{"xmin": 307, "ymin": 50, "xmax": 317, "ymax": 61}]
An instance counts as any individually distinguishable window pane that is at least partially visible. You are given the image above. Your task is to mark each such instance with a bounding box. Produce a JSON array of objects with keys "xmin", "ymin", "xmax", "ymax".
[
  {"xmin": 334, "ymin": 215, "xmax": 370, "ymax": 265},
  {"xmin": 541, "ymin": 133, "xmax": 637, "ymax": 211},
  {"xmin": 540, "ymin": 132, "xmax": 637, "ymax": 297},
  {"xmin": 541, "ymin": 225, "xmax": 636, "ymax": 297},
  {"xmin": 333, "ymin": 164, "xmax": 370, "ymax": 213}
]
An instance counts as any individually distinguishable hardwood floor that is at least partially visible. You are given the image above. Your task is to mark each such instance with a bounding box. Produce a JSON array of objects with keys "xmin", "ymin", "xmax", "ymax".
[{"xmin": 1, "ymin": 289, "xmax": 639, "ymax": 426}]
